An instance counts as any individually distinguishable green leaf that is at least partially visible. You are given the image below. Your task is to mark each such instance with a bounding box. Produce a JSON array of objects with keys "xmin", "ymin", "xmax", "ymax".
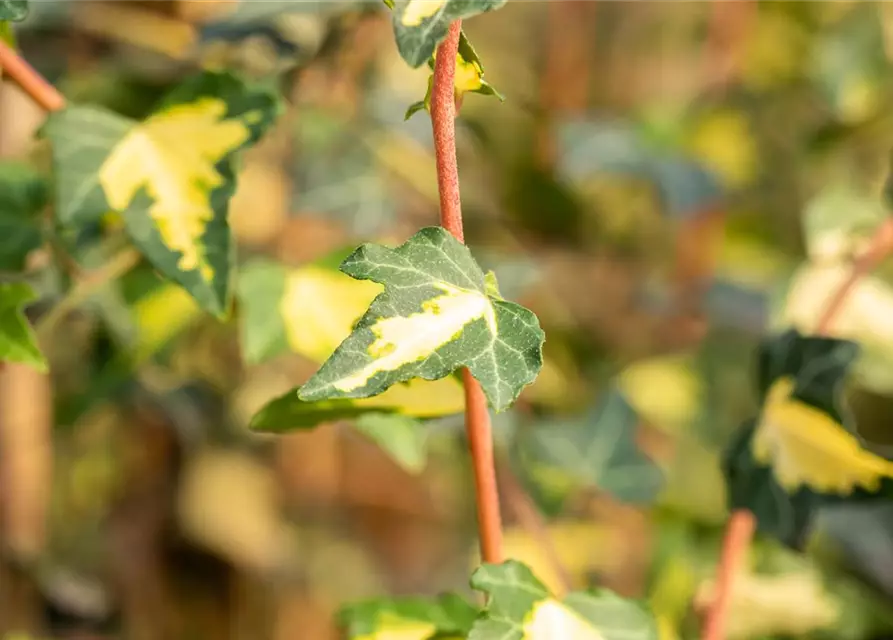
[
  {"xmin": 0, "ymin": 162, "xmax": 46, "ymax": 271},
  {"xmin": 0, "ymin": 20, "xmax": 16, "ymax": 46},
  {"xmin": 0, "ymin": 0, "xmax": 27, "ymax": 21},
  {"xmin": 391, "ymin": 0, "xmax": 507, "ymax": 68},
  {"xmin": 297, "ymin": 226, "xmax": 545, "ymax": 413},
  {"xmin": 353, "ymin": 413, "xmax": 429, "ymax": 474},
  {"xmin": 0, "ymin": 282, "xmax": 46, "ymax": 371},
  {"xmin": 469, "ymin": 560, "xmax": 658, "ymax": 640},
  {"xmin": 237, "ymin": 260, "xmax": 290, "ymax": 365},
  {"xmin": 404, "ymin": 97, "xmax": 430, "ymax": 122},
  {"xmin": 517, "ymin": 387, "xmax": 665, "ymax": 508},
  {"xmin": 723, "ymin": 328, "xmax": 893, "ymax": 546},
  {"xmin": 340, "ymin": 592, "xmax": 477, "ymax": 639},
  {"xmin": 43, "ymin": 71, "xmax": 280, "ymax": 317},
  {"xmin": 250, "ymin": 393, "xmax": 431, "ymax": 474}
]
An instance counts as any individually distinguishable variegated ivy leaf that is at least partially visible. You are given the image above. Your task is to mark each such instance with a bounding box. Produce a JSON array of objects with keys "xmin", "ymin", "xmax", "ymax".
[
  {"xmin": 391, "ymin": 0, "xmax": 507, "ymax": 68},
  {"xmin": 0, "ymin": 282, "xmax": 46, "ymax": 372},
  {"xmin": 469, "ymin": 560, "xmax": 658, "ymax": 640},
  {"xmin": 404, "ymin": 30, "xmax": 504, "ymax": 120},
  {"xmin": 297, "ymin": 227, "xmax": 545, "ymax": 413},
  {"xmin": 0, "ymin": 0, "xmax": 27, "ymax": 21},
  {"xmin": 340, "ymin": 592, "xmax": 477, "ymax": 639},
  {"xmin": 723, "ymin": 328, "xmax": 893, "ymax": 546},
  {"xmin": 239, "ymin": 254, "xmax": 466, "ymax": 430},
  {"xmin": 42, "ymin": 71, "xmax": 280, "ymax": 317}
]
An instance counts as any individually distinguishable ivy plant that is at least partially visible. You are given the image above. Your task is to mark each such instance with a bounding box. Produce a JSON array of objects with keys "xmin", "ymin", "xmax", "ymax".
[{"xmin": 6, "ymin": 1, "xmax": 893, "ymax": 639}]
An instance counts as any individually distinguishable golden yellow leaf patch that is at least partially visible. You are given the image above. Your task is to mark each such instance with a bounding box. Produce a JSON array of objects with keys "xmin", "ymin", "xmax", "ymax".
[
  {"xmin": 279, "ymin": 266, "xmax": 465, "ymax": 418},
  {"xmin": 99, "ymin": 98, "xmax": 250, "ymax": 281},
  {"xmin": 752, "ymin": 377, "xmax": 893, "ymax": 494},
  {"xmin": 280, "ymin": 266, "xmax": 383, "ymax": 364}
]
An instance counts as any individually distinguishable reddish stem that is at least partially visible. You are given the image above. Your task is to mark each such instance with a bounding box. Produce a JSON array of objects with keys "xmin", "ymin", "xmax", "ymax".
[
  {"xmin": 816, "ymin": 218, "xmax": 893, "ymax": 335},
  {"xmin": 432, "ymin": 22, "xmax": 465, "ymax": 242},
  {"xmin": 701, "ymin": 510, "xmax": 755, "ymax": 640},
  {"xmin": 0, "ymin": 39, "xmax": 65, "ymax": 112},
  {"xmin": 431, "ymin": 20, "xmax": 504, "ymax": 565}
]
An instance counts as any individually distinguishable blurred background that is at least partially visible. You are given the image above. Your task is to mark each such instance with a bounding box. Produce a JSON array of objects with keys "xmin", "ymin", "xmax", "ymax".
[{"xmin": 6, "ymin": 0, "xmax": 893, "ymax": 638}]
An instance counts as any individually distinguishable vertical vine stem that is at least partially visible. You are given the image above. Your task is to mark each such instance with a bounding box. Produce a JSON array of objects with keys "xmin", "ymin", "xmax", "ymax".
[
  {"xmin": 704, "ymin": 217, "xmax": 893, "ymax": 640},
  {"xmin": 701, "ymin": 509, "xmax": 755, "ymax": 640},
  {"xmin": 431, "ymin": 20, "xmax": 504, "ymax": 564}
]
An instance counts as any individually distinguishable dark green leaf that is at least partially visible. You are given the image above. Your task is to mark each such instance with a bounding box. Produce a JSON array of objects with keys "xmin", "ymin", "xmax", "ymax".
[
  {"xmin": 0, "ymin": 0, "xmax": 27, "ymax": 21},
  {"xmin": 0, "ymin": 162, "xmax": 46, "ymax": 271},
  {"xmin": 391, "ymin": 0, "xmax": 507, "ymax": 68},
  {"xmin": 755, "ymin": 328, "xmax": 859, "ymax": 425}
]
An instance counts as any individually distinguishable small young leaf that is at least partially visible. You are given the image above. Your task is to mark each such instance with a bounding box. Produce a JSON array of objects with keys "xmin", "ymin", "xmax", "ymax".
[
  {"xmin": 469, "ymin": 560, "xmax": 658, "ymax": 640},
  {"xmin": 391, "ymin": 0, "xmax": 507, "ymax": 68},
  {"xmin": 0, "ymin": 0, "xmax": 27, "ymax": 21},
  {"xmin": 723, "ymin": 329, "xmax": 893, "ymax": 545},
  {"xmin": 405, "ymin": 31, "xmax": 504, "ymax": 120},
  {"xmin": 340, "ymin": 592, "xmax": 477, "ymax": 639},
  {"xmin": 0, "ymin": 282, "xmax": 46, "ymax": 371},
  {"xmin": 297, "ymin": 226, "xmax": 545, "ymax": 412},
  {"xmin": 0, "ymin": 161, "xmax": 46, "ymax": 271},
  {"xmin": 43, "ymin": 71, "xmax": 280, "ymax": 317},
  {"xmin": 517, "ymin": 387, "xmax": 665, "ymax": 507}
]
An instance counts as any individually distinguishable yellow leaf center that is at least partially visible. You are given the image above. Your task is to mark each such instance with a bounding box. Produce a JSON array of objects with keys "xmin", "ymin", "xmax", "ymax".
[
  {"xmin": 332, "ymin": 282, "xmax": 496, "ymax": 393},
  {"xmin": 99, "ymin": 98, "xmax": 250, "ymax": 281}
]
